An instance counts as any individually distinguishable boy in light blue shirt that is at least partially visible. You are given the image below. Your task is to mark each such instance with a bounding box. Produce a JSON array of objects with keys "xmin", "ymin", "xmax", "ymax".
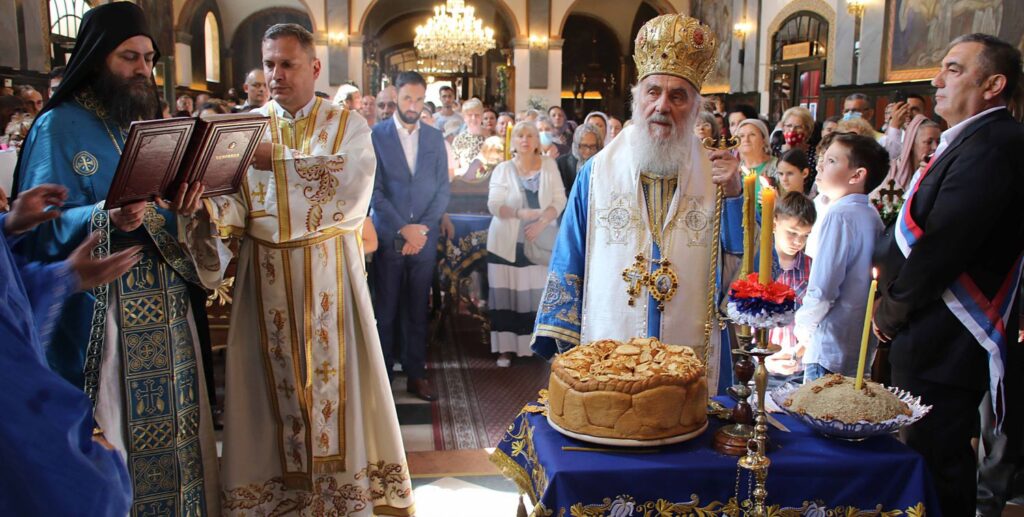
[{"xmin": 795, "ymin": 134, "xmax": 886, "ymax": 382}]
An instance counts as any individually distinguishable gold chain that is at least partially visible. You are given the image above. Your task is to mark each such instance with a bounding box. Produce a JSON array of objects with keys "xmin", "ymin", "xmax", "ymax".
[
  {"xmin": 628, "ymin": 175, "xmax": 680, "ymax": 312},
  {"xmin": 100, "ymin": 118, "xmax": 125, "ymax": 156}
]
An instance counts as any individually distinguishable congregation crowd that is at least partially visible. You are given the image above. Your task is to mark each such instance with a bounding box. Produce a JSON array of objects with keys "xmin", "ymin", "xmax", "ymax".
[{"xmin": 1, "ymin": 3, "xmax": 1023, "ymax": 517}]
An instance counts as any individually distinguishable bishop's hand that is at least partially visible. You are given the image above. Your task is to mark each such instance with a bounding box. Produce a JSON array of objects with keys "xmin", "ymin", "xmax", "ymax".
[
  {"xmin": 3, "ymin": 184, "xmax": 67, "ymax": 235},
  {"xmin": 709, "ymin": 150, "xmax": 742, "ymax": 198}
]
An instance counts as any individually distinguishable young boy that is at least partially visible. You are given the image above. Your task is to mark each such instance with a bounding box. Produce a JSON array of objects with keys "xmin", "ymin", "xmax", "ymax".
[
  {"xmin": 766, "ymin": 191, "xmax": 815, "ymax": 385},
  {"xmin": 794, "ymin": 134, "xmax": 886, "ymax": 382}
]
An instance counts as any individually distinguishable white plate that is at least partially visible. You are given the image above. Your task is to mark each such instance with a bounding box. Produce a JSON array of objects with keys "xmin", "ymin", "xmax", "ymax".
[{"xmin": 546, "ymin": 415, "xmax": 709, "ymax": 447}]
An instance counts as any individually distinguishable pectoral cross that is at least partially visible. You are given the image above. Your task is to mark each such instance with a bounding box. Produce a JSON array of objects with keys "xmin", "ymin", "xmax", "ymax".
[
  {"xmin": 622, "ymin": 254, "xmax": 649, "ymax": 306},
  {"xmin": 252, "ymin": 182, "xmax": 268, "ymax": 204}
]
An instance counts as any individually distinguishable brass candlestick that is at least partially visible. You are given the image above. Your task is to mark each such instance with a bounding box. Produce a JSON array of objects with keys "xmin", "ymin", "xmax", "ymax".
[
  {"xmin": 738, "ymin": 328, "xmax": 773, "ymax": 517},
  {"xmin": 713, "ymin": 328, "xmax": 755, "ymax": 455}
]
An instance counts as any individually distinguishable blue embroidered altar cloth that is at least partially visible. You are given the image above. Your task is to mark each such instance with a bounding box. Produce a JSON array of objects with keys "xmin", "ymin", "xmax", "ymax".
[{"xmin": 491, "ymin": 398, "xmax": 940, "ymax": 516}]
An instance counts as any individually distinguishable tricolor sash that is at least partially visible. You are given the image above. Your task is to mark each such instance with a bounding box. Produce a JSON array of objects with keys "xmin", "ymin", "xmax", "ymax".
[{"xmin": 895, "ymin": 158, "xmax": 1024, "ymax": 432}]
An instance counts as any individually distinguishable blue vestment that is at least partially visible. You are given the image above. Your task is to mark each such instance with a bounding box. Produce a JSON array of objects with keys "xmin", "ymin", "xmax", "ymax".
[
  {"xmin": 531, "ymin": 159, "xmax": 746, "ymax": 394},
  {"xmin": 15, "ymin": 92, "xmax": 215, "ymax": 515},
  {"xmin": 0, "ymin": 213, "xmax": 132, "ymax": 516}
]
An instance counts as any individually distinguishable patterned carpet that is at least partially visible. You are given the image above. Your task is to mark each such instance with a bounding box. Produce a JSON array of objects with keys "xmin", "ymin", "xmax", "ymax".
[{"xmin": 430, "ymin": 315, "xmax": 551, "ymax": 450}]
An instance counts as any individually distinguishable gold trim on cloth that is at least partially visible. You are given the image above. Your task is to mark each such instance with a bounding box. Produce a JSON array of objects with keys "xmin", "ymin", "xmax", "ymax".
[
  {"xmin": 373, "ymin": 504, "xmax": 417, "ymax": 516},
  {"xmin": 251, "ymin": 244, "xmax": 297, "ymax": 487},
  {"xmin": 83, "ymin": 203, "xmax": 111, "ymax": 406},
  {"xmin": 221, "ymin": 461, "xmax": 414, "ymax": 516},
  {"xmin": 269, "ymin": 107, "xmax": 292, "ymax": 243},
  {"xmin": 142, "ymin": 206, "xmax": 201, "ymax": 285},
  {"xmin": 490, "ymin": 405, "xmax": 548, "ymax": 511},
  {"xmin": 251, "ymin": 227, "xmax": 350, "ymax": 249},
  {"xmin": 534, "ymin": 324, "xmax": 580, "ymax": 346},
  {"xmin": 117, "ymin": 256, "xmax": 208, "ymax": 515},
  {"xmin": 639, "ymin": 174, "xmax": 678, "ymax": 251},
  {"xmin": 492, "ymin": 410, "xmax": 931, "ymax": 517},
  {"xmin": 331, "ymin": 109, "xmax": 351, "ymax": 154},
  {"xmin": 560, "ymin": 496, "xmax": 926, "ymax": 517}
]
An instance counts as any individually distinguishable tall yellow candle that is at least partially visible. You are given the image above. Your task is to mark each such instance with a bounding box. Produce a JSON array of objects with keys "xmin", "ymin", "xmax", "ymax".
[
  {"xmin": 741, "ymin": 173, "xmax": 757, "ymax": 277},
  {"xmin": 855, "ymin": 268, "xmax": 879, "ymax": 390},
  {"xmin": 504, "ymin": 123, "xmax": 513, "ymax": 160},
  {"xmin": 757, "ymin": 187, "xmax": 775, "ymax": 285}
]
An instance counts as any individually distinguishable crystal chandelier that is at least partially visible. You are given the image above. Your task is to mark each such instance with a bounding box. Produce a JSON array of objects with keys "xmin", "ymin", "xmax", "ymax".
[{"xmin": 414, "ymin": 0, "xmax": 495, "ymax": 72}]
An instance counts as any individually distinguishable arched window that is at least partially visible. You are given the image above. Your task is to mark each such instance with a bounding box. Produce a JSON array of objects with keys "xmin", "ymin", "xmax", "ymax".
[
  {"xmin": 49, "ymin": 0, "xmax": 90, "ymax": 64},
  {"xmin": 204, "ymin": 12, "xmax": 220, "ymax": 83}
]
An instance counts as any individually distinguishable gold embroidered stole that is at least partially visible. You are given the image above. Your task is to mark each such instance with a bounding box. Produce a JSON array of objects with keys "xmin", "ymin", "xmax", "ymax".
[{"xmin": 639, "ymin": 173, "xmax": 679, "ymax": 251}]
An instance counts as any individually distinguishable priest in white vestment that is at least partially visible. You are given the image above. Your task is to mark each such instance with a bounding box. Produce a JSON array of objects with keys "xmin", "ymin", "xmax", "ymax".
[
  {"xmin": 182, "ymin": 24, "xmax": 414, "ymax": 516},
  {"xmin": 532, "ymin": 14, "xmax": 746, "ymax": 394}
]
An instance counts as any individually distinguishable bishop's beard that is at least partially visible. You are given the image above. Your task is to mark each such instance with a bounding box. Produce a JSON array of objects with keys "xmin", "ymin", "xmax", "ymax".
[
  {"xmin": 91, "ymin": 66, "xmax": 159, "ymax": 128},
  {"xmin": 630, "ymin": 111, "xmax": 694, "ymax": 178},
  {"xmin": 628, "ymin": 87, "xmax": 700, "ymax": 178}
]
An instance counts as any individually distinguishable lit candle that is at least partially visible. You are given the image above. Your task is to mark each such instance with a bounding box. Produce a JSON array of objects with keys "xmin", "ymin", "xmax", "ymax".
[
  {"xmin": 757, "ymin": 186, "xmax": 775, "ymax": 285},
  {"xmin": 741, "ymin": 173, "xmax": 757, "ymax": 277},
  {"xmin": 855, "ymin": 268, "xmax": 879, "ymax": 390},
  {"xmin": 504, "ymin": 123, "xmax": 513, "ymax": 160}
]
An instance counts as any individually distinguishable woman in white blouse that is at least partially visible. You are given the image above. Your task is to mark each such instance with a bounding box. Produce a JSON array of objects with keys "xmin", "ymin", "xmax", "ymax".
[{"xmin": 486, "ymin": 122, "xmax": 567, "ymax": 366}]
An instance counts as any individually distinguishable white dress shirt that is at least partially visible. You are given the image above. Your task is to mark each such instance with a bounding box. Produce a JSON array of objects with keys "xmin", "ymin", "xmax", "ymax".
[
  {"xmin": 934, "ymin": 105, "xmax": 1006, "ymax": 160},
  {"xmin": 394, "ymin": 111, "xmax": 420, "ymax": 174}
]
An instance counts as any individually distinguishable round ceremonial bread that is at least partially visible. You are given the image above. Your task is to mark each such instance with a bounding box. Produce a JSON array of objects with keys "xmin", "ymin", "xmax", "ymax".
[
  {"xmin": 547, "ymin": 338, "xmax": 708, "ymax": 441},
  {"xmin": 783, "ymin": 374, "xmax": 912, "ymax": 424}
]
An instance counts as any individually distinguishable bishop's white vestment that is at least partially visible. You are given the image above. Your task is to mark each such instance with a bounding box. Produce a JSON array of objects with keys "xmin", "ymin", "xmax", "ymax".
[{"xmin": 531, "ymin": 124, "xmax": 745, "ymax": 394}]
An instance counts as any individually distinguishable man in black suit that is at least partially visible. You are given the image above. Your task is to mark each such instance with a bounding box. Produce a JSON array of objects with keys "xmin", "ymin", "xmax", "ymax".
[{"xmin": 873, "ymin": 33, "xmax": 1024, "ymax": 516}]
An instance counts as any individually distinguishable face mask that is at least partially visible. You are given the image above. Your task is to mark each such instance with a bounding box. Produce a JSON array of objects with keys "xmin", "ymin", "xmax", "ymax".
[
  {"xmin": 540, "ymin": 132, "xmax": 553, "ymax": 146},
  {"xmin": 842, "ymin": 111, "xmax": 862, "ymax": 121},
  {"xmin": 783, "ymin": 131, "xmax": 805, "ymax": 146}
]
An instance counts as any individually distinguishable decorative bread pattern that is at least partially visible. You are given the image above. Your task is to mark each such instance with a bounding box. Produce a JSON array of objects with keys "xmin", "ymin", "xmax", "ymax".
[
  {"xmin": 783, "ymin": 374, "xmax": 912, "ymax": 424},
  {"xmin": 547, "ymin": 338, "xmax": 708, "ymax": 440}
]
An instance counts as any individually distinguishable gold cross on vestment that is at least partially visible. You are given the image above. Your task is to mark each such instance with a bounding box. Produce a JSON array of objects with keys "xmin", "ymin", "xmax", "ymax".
[
  {"xmin": 315, "ymin": 361, "xmax": 338, "ymax": 384},
  {"xmin": 252, "ymin": 182, "xmax": 268, "ymax": 204}
]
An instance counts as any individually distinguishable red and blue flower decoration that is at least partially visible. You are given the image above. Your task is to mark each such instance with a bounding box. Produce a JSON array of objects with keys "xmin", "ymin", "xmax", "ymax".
[{"xmin": 726, "ymin": 273, "xmax": 797, "ymax": 328}]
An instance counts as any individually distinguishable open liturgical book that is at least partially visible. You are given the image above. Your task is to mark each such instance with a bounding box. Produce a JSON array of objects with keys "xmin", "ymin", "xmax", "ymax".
[{"xmin": 104, "ymin": 113, "xmax": 269, "ymax": 208}]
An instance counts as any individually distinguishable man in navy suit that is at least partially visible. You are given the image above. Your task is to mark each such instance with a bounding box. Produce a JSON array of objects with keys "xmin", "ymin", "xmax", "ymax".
[
  {"xmin": 371, "ymin": 71, "xmax": 450, "ymax": 401},
  {"xmin": 873, "ymin": 34, "xmax": 1024, "ymax": 516}
]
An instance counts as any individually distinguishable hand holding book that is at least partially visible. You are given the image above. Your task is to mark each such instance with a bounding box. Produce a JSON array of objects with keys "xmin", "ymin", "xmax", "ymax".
[{"xmin": 155, "ymin": 181, "xmax": 206, "ymax": 216}]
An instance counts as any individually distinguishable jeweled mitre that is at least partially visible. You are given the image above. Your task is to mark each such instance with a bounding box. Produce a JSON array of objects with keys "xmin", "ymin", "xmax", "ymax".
[{"xmin": 634, "ymin": 14, "xmax": 717, "ymax": 90}]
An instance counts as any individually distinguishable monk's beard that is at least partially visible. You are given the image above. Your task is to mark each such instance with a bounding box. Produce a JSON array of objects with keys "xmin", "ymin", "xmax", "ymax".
[
  {"xmin": 92, "ymin": 66, "xmax": 158, "ymax": 128},
  {"xmin": 629, "ymin": 88, "xmax": 698, "ymax": 178}
]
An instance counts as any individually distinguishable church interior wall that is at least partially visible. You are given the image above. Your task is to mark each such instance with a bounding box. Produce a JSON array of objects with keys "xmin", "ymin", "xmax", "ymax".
[
  {"xmin": 0, "ymin": 0, "xmax": 946, "ymax": 124},
  {"xmin": 555, "ymin": 0, "xmax": 649, "ymax": 56}
]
